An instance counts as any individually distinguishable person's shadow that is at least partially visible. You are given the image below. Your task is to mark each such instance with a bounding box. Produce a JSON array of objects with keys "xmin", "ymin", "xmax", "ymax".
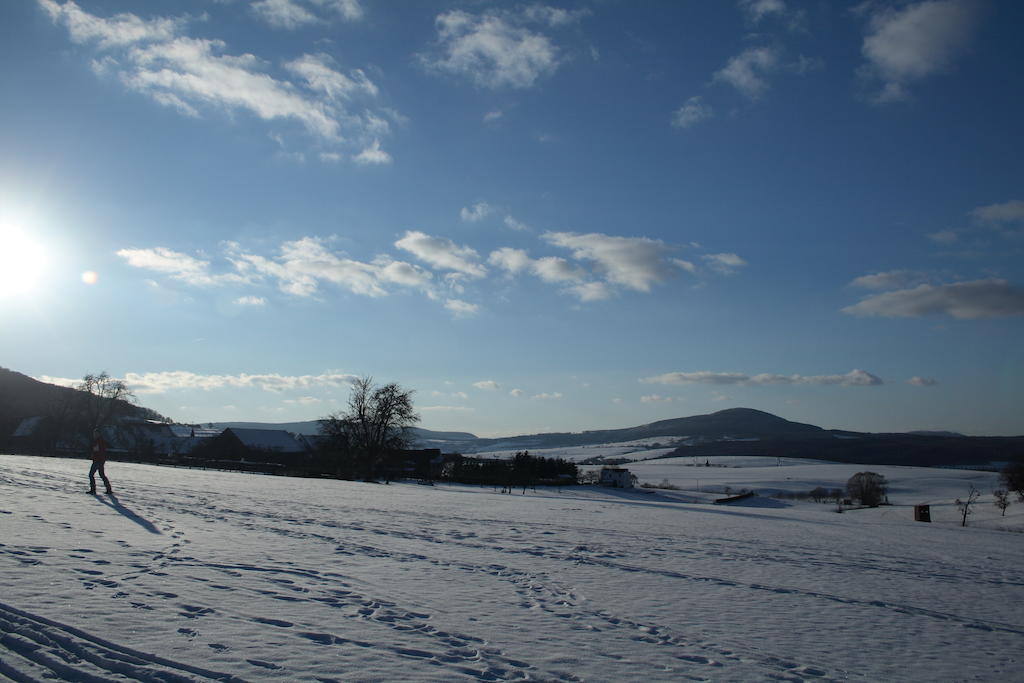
[{"xmin": 95, "ymin": 494, "xmax": 162, "ymax": 535}]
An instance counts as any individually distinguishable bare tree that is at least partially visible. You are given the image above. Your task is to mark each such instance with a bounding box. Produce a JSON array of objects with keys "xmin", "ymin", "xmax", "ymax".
[
  {"xmin": 77, "ymin": 372, "xmax": 135, "ymax": 431},
  {"xmin": 319, "ymin": 377, "xmax": 419, "ymax": 482},
  {"xmin": 956, "ymin": 485, "xmax": 981, "ymax": 527},
  {"xmin": 993, "ymin": 489, "xmax": 1010, "ymax": 517},
  {"xmin": 846, "ymin": 471, "xmax": 888, "ymax": 507}
]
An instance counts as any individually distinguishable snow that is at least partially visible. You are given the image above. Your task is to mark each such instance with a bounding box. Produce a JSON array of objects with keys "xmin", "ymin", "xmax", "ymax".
[
  {"xmin": 475, "ymin": 438, "xmax": 687, "ymax": 463},
  {"xmin": 2, "ymin": 453, "xmax": 1022, "ymax": 681}
]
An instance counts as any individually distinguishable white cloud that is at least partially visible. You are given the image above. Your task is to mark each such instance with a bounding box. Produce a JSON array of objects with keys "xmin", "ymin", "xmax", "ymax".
[
  {"xmin": 121, "ymin": 370, "xmax": 357, "ymax": 394},
  {"xmin": 353, "ymin": 140, "xmax": 392, "ymax": 165},
  {"xmin": 374, "ymin": 259, "xmax": 434, "ymax": 291},
  {"xmin": 531, "ymin": 256, "xmax": 583, "ymax": 284},
  {"xmin": 671, "ymin": 96, "xmax": 713, "ymax": 129},
  {"xmin": 252, "ymin": 0, "xmax": 318, "ymax": 29},
  {"xmin": 473, "ymin": 380, "xmax": 500, "ymax": 391},
  {"xmin": 35, "ymin": 375, "xmax": 79, "ymax": 388},
  {"xmin": 460, "ymin": 201, "xmax": 492, "ymax": 222},
  {"xmin": 972, "ymin": 199, "xmax": 1024, "ymax": 224},
  {"xmin": 236, "ymin": 237, "xmax": 385, "ymax": 297},
  {"xmin": 504, "ymin": 215, "xmax": 529, "ymax": 231},
  {"xmin": 252, "ymin": 0, "xmax": 363, "ymax": 28},
  {"xmin": 421, "ymin": 405, "xmax": 475, "ymax": 413},
  {"xmin": 116, "ymin": 247, "xmax": 247, "ymax": 287},
  {"xmin": 285, "ymin": 53, "xmax": 378, "ymax": 100},
  {"xmin": 849, "ymin": 270, "xmax": 928, "ymax": 290},
  {"xmin": 641, "ymin": 369, "xmax": 883, "ymax": 386},
  {"xmin": 739, "ymin": 0, "xmax": 787, "ymax": 22},
  {"xmin": 444, "ymin": 298, "xmax": 480, "ymax": 317},
  {"xmin": 927, "ymin": 230, "xmax": 958, "ymax": 244},
  {"xmin": 38, "ymin": 0, "xmax": 181, "ymax": 48},
  {"xmin": 421, "ymin": 9, "xmax": 562, "ymax": 89},
  {"xmin": 488, "ymin": 247, "xmax": 532, "ymax": 274},
  {"xmin": 859, "ymin": 0, "xmax": 981, "ymax": 103},
  {"xmin": 318, "ymin": 0, "xmax": 364, "ymax": 22},
  {"xmin": 907, "ymin": 376, "xmax": 938, "ymax": 386},
  {"xmin": 40, "ymin": 1, "xmax": 391, "ymax": 159},
  {"xmin": 641, "ymin": 394, "xmax": 674, "ymax": 403},
  {"xmin": 284, "ymin": 396, "xmax": 323, "ymax": 405},
  {"xmin": 531, "ymin": 392, "xmax": 563, "ymax": 400},
  {"xmin": 543, "ymin": 231, "xmax": 682, "ymax": 292},
  {"xmin": 509, "ymin": 388, "xmax": 525, "ymax": 397},
  {"xmin": 522, "ymin": 6, "xmax": 589, "ymax": 27},
  {"xmin": 714, "ymin": 46, "xmax": 780, "ymax": 99},
  {"xmin": 395, "ymin": 231, "xmax": 486, "ymax": 278},
  {"xmin": 567, "ymin": 281, "xmax": 613, "ymax": 302},
  {"xmin": 235, "ymin": 295, "xmax": 267, "ymax": 306},
  {"xmin": 484, "ymin": 110, "xmax": 504, "ymax": 123},
  {"xmin": 702, "ymin": 252, "xmax": 748, "ymax": 275},
  {"xmin": 842, "ymin": 279, "xmax": 1024, "ymax": 319}
]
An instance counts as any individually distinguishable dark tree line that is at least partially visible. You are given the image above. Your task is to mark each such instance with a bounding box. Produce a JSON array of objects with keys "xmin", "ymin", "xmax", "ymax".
[{"xmin": 442, "ymin": 451, "xmax": 578, "ymax": 490}]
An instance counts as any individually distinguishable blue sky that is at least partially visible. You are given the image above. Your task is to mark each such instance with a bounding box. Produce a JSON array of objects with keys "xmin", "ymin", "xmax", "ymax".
[{"xmin": 1, "ymin": 0, "xmax": 1022, "ymax": 437}]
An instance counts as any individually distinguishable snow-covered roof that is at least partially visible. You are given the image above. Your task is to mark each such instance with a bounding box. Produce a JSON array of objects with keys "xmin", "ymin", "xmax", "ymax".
[
  {"xmin": 168, "ymin": 425, "xmax": 223, "ymax": 439},
  {"xmin": 227, "ymin": 428, "xmax": 306, "ymax": 453}
]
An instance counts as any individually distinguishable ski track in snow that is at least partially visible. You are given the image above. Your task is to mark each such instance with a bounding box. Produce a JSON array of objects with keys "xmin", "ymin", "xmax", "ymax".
[{"xmin": 1, "ymin": 456, "xmax": 1022, "ymax": 681}]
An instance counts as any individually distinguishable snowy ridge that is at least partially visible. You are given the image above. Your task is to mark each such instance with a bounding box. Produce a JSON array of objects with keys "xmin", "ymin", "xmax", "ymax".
[{"xmin": 2, "ymin": 455, "xmax": 1023, "ymax": 681}]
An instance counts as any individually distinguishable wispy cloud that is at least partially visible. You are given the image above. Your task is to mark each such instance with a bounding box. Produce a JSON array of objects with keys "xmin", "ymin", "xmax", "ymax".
[
  {"xmin": 671, "ymin": 96, "xmax": 713, "ymax": 129},
  {"xmin": 445, "ymin": 298, "xmax": 481, "ymax": 317},
  {"xmin": 857, "ymin": 0, "xmax": 982, "ymax": 103},
  {"xmin": 420, "ymin": 6, "xmax": 582, "ymax": 88},
  {"xmin": 39, "ymin": 0, "xmax": 391, "ymax": 160},
  {"xmin": 641, "ymin": 369, "xmax": 883, "ymax": 386},
  {"xmin": 641, "ymin": 394, "xmax": 674, "ymax": 403},
  {"xmin": 531, "ymin": 392, "xmax": 563, "ymax": 400},
  {"xmin": 543, "ymin": 232, "xmax": 684, "ymax": 293},
  {"xmin": 702, "ymin": 252, "xmax": 747, "ymax": 275},
  {"xmin": 972, "ymin": 199, "xmax": 1024, "ymax": 224},
  {"xmin": 714, "ymin": 46, "xmax": 780, "ymax": 99},
  {"xmin": 460, "ymin": 201, "xmax": 492, "ymax": 223},
  {"xmin": 235, "ymin": 295, "xmax": 267, "ymax": 306},
  {"xmin": 738, "ymin": 0, "xmax": 787, "ymax": 24},
  {"xmin": 842, "ymin": 279, "xmax": 1024, "ymax": 319},
  {"xmin": 503, "ymin": 215, "xmax": 530, "ymax": 231},
  {"xmin": 395, "ymin": 231, "xmax": 487, "ymax": 278},
  {"xmin": 848, "ymin": 270, "xmax": 929, "ymax": 290},
  {"xmin": 907, "ymin": 376, "xmax": 938, "ymax": 386},
  {"xmin": 473, "ymin": 380, "xmax": 500, "ymax": 391},
  {"xmin": 116, "ymin": 247, "xmax": 248, "ymax": 287},
  {"xmin": 252, "ymin": 0, "xmax": 363, "ymax": 29}
]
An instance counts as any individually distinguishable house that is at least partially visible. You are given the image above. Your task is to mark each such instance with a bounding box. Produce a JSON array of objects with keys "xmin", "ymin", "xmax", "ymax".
[
  {"xmin": 599, "ymin": 467, "xmax": 634, "ymax": 488},
  {"xmin": 221, "ymin": 428, "xmax": 307, "ymax": 455}
]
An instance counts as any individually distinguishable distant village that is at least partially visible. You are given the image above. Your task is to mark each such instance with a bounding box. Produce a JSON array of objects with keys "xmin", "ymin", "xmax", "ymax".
[{"xmin": 8, "ymin": 416, "xmax": 589, "ymax": 489}]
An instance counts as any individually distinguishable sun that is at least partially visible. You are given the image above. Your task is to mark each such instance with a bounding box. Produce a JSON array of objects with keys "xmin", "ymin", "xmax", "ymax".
[{"xmin": 0, "ymin": 223, "xmax": 49, "ymax": 298}]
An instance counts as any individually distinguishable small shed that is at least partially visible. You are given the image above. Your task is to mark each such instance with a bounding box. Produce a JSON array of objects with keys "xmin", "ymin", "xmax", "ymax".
[{"xmin": 599, "ymin": 467, "xmax": 634, "ymax": 489}]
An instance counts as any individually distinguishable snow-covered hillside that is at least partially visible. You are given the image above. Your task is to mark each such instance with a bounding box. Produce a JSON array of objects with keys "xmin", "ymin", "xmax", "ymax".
[{"xmin": 2, "ymin": 454, "xmax": 1022, "ymax": 681}]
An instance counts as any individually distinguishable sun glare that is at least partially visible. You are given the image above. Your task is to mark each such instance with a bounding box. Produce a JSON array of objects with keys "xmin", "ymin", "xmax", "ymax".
[{"xmin": 0, "ymin": 223, "xmax": 49, "ymax": 298}]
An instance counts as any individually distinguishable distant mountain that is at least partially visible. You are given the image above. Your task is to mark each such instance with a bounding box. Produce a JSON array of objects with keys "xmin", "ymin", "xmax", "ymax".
[{"xmin": 6, "ymin": 368, "xmax": 1021, "ymax": 469}]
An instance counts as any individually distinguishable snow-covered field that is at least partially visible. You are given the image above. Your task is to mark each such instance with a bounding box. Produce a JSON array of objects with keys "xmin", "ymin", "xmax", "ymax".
[
  {"xmin": 474, "ymin": 438, "xmax": 686, "ymax": 463},
  {"xmin": 2, "ymin": 454, "xmax": 1022, "ymax": 682}
]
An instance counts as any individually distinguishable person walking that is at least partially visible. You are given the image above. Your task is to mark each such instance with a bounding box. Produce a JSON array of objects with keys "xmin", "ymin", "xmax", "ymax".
[{"xmin": 88, "ymin": 428, "xmax": 113, "ymax": 494}]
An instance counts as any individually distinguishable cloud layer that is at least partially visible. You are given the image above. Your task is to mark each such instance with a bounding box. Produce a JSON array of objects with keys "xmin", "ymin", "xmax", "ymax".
[
  {"xmin": 843, "ymin": 279, "xmax": 1024, "ymax": 319},
  {"xmin": 858, "ymin": 0, "xmax": 981, "ymax": 103},
  {"xmin": 641, "ymin": 369, "xmax": 883, "ymax": 386},
  {"xmin": 39, "ymin": 0, "xmax": 393, "ymax": 160}
]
